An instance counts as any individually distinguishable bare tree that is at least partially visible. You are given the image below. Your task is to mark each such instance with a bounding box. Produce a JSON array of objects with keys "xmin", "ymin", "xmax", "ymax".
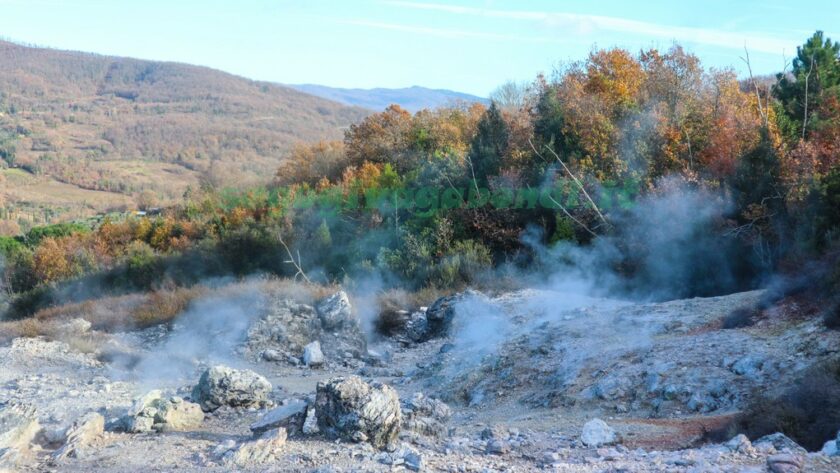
[{"xmin": 490, "ymin": 80, "xmax": 530, "ymax": 111}]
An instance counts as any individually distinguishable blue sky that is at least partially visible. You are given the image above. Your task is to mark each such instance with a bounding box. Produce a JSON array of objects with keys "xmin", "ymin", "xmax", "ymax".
[{"xmin": 0, "ymin": 0, "xmax": 837, "ymax": 96}]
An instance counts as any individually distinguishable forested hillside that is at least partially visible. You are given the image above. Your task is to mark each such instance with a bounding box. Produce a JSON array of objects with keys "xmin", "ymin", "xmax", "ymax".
[{"xmin": 0, "ymin": 40, "xmax": 369, "ymax": 230}]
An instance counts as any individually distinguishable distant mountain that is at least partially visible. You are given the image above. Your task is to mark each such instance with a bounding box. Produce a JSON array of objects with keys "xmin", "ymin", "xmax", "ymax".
[
  {"xmin": 0, "ymin": 40, "xmax": 369, "ymax": 226},
  {"xmin": 288, "ymin": 84, "xmax": 488, "ymax": 112}
]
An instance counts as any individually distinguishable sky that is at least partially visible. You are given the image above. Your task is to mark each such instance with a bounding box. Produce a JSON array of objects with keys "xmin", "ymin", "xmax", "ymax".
[{"xmin": 0, "ymin": 0, "xmax": 838, "ymax": 97}]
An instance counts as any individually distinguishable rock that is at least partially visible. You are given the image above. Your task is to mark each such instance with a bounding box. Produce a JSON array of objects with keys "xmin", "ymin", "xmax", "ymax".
[
  {"xmin": 580, "ymin": 418, "xmax": 617, "ymax": 447},
  {"xmin": 262, "ymin": 349, "xmax": 285, "ymax": 362},
  {"xmin": 120, "ymin": 391, "xmax": 203, "ymax": 433},
  {"xmin": 315, "ymin": 376, "xmax": 401, "ymax": 449},
  {"xmin": 223, "ymin": 428, "xmax": 287, "ymax": 467},
  {"xmin": 724, "ymin": 434, "xmax": 752, "ymax": 453},
  {"xmin": 316, "ymin": 291, "xmax": 355, "ymax": 330},
  {"xmin": 54, "ymin": 412, "xmax": 104, "ymax": 460},
  {"xmin": 192, "ymin": 365, "xmax": 272, "ymax": 412},
  {"xmin": 302, "ymin": 407, "xmax": 319, "ymax": 435},
  {"xmin": 0, "ymin": 403, "xmax": 40, "ymax": 466},
  {"xmin": 486, "ymin": 438, "xmax": 510, "ymax": 455},
  {"xmin": 422, "ymin": 293, "xmax": 463, "ymax": 341},
  {"xmin": 303, "ymin": 341, "xmax": 325, "ymax": 367},
  {"xmin": 754, "ymin": 433, "xmax": 806, "ymax": 454},
  {"xmin": 402, "ymin": 392, "xmax": 451, "ymax": 438},
  {"xmin": 402, "ymin": 448, "xmax": 423, "ymax": 471},
  {"xmin": 250, "ymin": 399, "xmax": 307, "ymax": 435},
  {"xmin": 154, "ymin": 397, "xmax": 204, "ymax": 431},
  {"xmin": 731, "ymin": 355, "xmax": 764, "ymax": 378},
  {"xmin": 767, "ymin": 453, "xmax": 803, "ymax": 473}
]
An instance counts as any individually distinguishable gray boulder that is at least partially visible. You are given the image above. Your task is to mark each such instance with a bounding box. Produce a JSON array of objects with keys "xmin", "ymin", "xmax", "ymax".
[
  {"xmin": 222, "ymin": 428, "xmax": 287, "ymax": 467},
  {"xmin": 402, "ymin": 392, "xmax": 452, "ymax": 438},
  {"xmin": 303, "ymin": 341, "xmax": 325, "ymax": 367},
  {"xmin": 192, "ymin": 365, "xmax": 272, "ymax": 412},
  {"xmin": 250, "ymin": 399, "xmax": 307, "ymax": 435},
  {"xmin": 580, "ymin": 418, "xmax": 617, "ymax": 447},
  {"xmin": 316, "ymin": 291, "xmax": 355, "ymax": 330},
  {"xmin": 315, "ymin": 376, "xmax": 401, "ymax": 449},
  {"xmin": 754, "ymin": 433, "xmax": 806, "ymax": 454},
  {"xmin": 120, "ymin": 391, "xmax": 204, "ymax": 433}
]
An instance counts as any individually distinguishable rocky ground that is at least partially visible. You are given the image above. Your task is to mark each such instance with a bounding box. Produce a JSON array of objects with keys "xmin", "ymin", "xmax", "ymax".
[{"xmin": 1, "ymin": 283, "xmax": 839, "ymax": 472}]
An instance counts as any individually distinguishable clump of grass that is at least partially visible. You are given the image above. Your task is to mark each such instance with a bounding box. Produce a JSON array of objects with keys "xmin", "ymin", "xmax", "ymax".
[{"xmin": 130, "ymin": 286, "xmax": 203, "ymax": 328}]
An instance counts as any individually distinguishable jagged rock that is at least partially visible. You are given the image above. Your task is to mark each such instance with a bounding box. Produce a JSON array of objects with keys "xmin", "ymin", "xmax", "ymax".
[
  {"xmin": 192, "ymin": 365, "xmax": 272, "ymax": 412},
  {"xmin": 315, "ymin": 376, "xmax": 401, "ymax": 449},
  {"xmin": 402, "ymin": 392, "xmax": 451, "ymax": 438},
  {"xmin": 54, "ymin": 412, "xmax": 104, "ymax": 460},
  {"xmin": 316, "ymin": 291, "xmax": 355, "ymax": 330},
  {"xmin": 223, "ymin": 428, "xmax": 287, "ymax": 467},
  {"xmin": 250, "ymin": 399, "xmax": 307, "ymax": 435},
  {"xmin": 0, "ymin": 403, "xmax": 40, "ymax": 466},
  {"xmin": 754, "ymin": 433, "xmax": 806, "ymax": 454},
  {"xmin": 767, "ymin": 453, "xmax": 803, "ymax": 473},
  {"xmin": 303, "ymin": 341, "xmax": 325, "ymax": 367},
  {"xmin": 725, "ymin": 434, "xmax": 752, "ymax": 453},
  {"xmin": 120, "ymin": 391, "xmax": 203, "ymax": 433},
  {"xmin": 302, "ymin": 407, "xmax": 319, "ymax": 435},
  {"xmin": 580, "ymin": 418, "xmax": 617, "ymax": 447},
  {"xmin": 154, "ymin": 397, "xmax": 204, "ymax": 431}
]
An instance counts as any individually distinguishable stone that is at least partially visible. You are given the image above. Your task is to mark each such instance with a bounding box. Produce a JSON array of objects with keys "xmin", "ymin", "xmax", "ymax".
[
  {"xmin": 120, "ymin": 391, "xmax": 203, "ymax": 433},
  {"xmin": 302, "ymin": 407, "xmax": 320, "ymax": 435},
  {"xmin": 754, "ymin": 433, "xmax": 806, "ymax": 454},
  {"xmin": 192, "ymin": 365, "xmax": 272, "ymax": 412},
  {"xmin": 250, "ymin": 399, "xmax": 307, "ymax": 435},
  {"xmin": 580, "ymin": 418, "xmax": 617, "ymax": 447},
  {"xmin": 223, "ymin": 428, "xmax": 287, "ymax": 467},
  {"xmin": 0, "ymin": 403, "xmax": 40, "ymax": 466},
  {"xmin": 303, "ymin": 341, "xmax": 325, "ymax": 367},
  {"xmin": 316, "ymin": 291, "xmax": 355, "ymax": 330},
  {"xmin": 315, "ymin": 376, "xmax": 401, "ymax": 449},
  {"xmin": 725, "ymin": 434, "xmax": 752, "ymax": 453},
  {"xmin": 486, "ymin": 438, "xmax": 510, "ymax": 455},
  {"xmin": 821, "ymin": 439, "xmax": 838, "ymax": 456},
  {"xmin": 766, "ymin": 453, "xmax": 802, "ymax": 473},
  {"xmin": 262, "ymin": 349, "xmax": 284, "ymax": 362},
  {"xmin": 153, "ymin": 398, "xmax": 204, "ymax": 431},
  {"xmin": 54, "ymin": 412, "xmax": 104, "ymax": 460},
  {"xmin": 402, "ymin": 392, "xmax": 452, "ymax": 438}
]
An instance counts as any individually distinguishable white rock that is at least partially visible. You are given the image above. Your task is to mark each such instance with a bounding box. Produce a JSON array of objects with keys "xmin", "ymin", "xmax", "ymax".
[
  {"xmin": 54, "ymin": 412, "xmax": 104, "ymax": 460},
  {"xmin": 581, "ymin": 418, "xmax": 617, "ymax": 447},
  {"xmin": 223, "ymin": 428, "xmax": 287, "ymax": 466},
  {"xmin": 303, "ymin": 341, "xmax": 325, "ymax": 367},
  {"xmin": 250, "ymin": 399, "xmax": 307, "ymax": 434}
]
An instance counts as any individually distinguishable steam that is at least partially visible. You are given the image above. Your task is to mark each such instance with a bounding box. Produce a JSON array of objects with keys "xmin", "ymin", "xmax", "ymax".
[
  {"xmin": 115, "ymin": 287, "xmax": 264, "ymax": 390},
  {"xmin": 438, "ymin": 180, "xmax": 738, "ymax": 392}
]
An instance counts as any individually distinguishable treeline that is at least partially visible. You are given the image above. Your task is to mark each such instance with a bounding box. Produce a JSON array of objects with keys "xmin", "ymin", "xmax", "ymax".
[{"xmin": 2, "ymin": 32, "xmax": 840, "ymax": 319}]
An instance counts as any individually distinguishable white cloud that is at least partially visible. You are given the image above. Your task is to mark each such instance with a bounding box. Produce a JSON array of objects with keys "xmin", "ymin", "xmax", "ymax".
[
  {"xmin": 384, "ymin": 1, "xmax": 797, "ymax": 55},
  {"xmin": 337, "ymin": 18, "xmax": 573, "ymax": 44}
]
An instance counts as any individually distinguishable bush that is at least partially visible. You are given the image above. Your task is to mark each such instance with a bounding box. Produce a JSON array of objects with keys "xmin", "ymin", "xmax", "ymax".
[{"xmin": 724, "ymin": 358, "xmax": 840, "ymax": 451}]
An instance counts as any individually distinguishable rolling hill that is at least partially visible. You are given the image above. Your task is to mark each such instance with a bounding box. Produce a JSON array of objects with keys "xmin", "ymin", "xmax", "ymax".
[
  {"xmin": 0, "ymin": 40, "xmax": 370, "ymax": 230},
  {"xmin": 288, "ymin": 84, "xmax": 488, "ymax": 112}
]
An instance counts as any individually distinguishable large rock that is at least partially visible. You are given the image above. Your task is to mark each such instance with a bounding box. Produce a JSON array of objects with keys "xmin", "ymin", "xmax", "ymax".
[
  {"xmin": 412, "ymin": 290, "xmax": 482, "ymax": 342},
  {"xmin": 316, "ymin": 291, "xmax": 355, "ymax": 330},
  {"xmin": 120, "ymin": 391, "xmax": 204, "ymax": 433},
  {"xmin": 250, "ymin": 399, "xmax": 307, "ymax": 435},
  {"xmin": 54, "ymin": 412, "xmax": 104, "ymax": 460},
  {"xmin": 580, "ymin": 418, "xmax": 617, "ymax": 447},
  {"xmin": 754, "ymin": 433, "xmax": 807, "ymax": 454},
  {"xmin": 402, "ymin": 392, "xmax": 452, "ymax": 438},
  {"xmin": 315, "ymin": 376, "xmax": 401, "ymax": 449},
  {"xmin": 223, "ymin": 428, "xmax": 287, "ymax": 467},
  {"xmin": 192, "ymin": 365, "xmax": 272, "ymax": 412},
  {"xmin": 0, "ymin": 403, "xmax": 40, "ymax": 466},
  {"xmin": 303, "ymin": 341, "xmax": 325, "ymax": 367}
]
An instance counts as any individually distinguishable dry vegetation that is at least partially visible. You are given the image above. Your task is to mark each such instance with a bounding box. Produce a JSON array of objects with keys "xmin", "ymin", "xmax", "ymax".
[{"xmin": 0, "ymin": 40, "xmax": 370, "ymax": 228}]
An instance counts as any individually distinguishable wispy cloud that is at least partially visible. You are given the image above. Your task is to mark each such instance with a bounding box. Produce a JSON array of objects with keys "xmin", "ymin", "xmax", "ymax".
[
  {"xmin": 337, "ymin": 18, "xmax": 572, "ymax": 44},
  {"xmin": 384, "ymin": 1, "xmax": 796, "ymax": 55}
]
